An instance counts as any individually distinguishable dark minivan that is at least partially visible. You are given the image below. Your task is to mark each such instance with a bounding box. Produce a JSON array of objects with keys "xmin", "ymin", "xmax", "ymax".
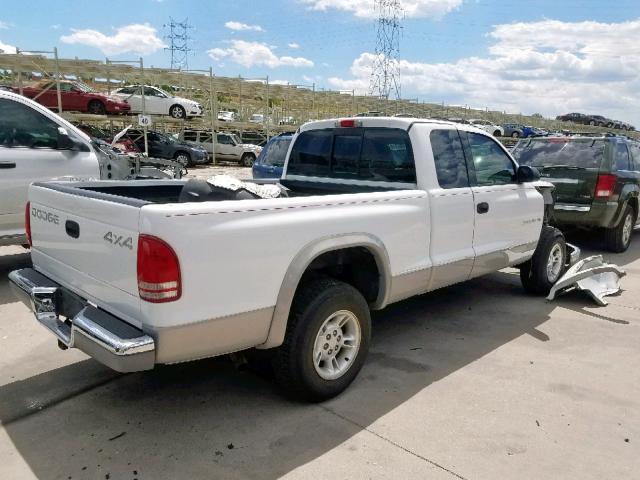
[{"xmin": 512, "ymin": 136, "xmax": 640, "ymax": 252}]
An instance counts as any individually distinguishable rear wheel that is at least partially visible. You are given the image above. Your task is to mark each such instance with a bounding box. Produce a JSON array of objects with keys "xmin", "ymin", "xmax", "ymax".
[
  {"xmin": 88, "ymin": 100, "xmax": 106, "ymax": 115},
  {"xmin": 605, "ymin": 205, "xmax": 635, "ymax": 253},
  {"xmin": 241, "ymin": 153, "xmax": 255, "ymax": 167},
  {"xmin": 520, "ymin": 226, "xmax": 566, "ymax": 295},
  {"xmin": 174, "ymin": 151, "xmax": 191, "ymax": 167},
  {"xmin": 589, "ymin": 120, "xmax": 596, "ymax": 126},
  {"xmin": 272, "ymin": 277, "xmax": 371, "ymax": 401},
  {"xmin": 511, "ymin": 131, "xmax": 520, "ymax": 138}
]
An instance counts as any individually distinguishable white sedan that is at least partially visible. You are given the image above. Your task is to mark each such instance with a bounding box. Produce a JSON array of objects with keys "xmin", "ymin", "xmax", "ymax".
[
  {"xmin": 112, "ymin": 85, "xmax": 204, "ymax": 119},
  {"xmin": 468, "ymin": 119, "xmax": 504, "ymax": 137}
]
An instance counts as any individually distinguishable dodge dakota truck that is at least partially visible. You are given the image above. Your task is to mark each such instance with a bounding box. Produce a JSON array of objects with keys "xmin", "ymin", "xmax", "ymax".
[{"xmin": 9, "ymin": 117, "xmax": 575, "ymax": 401}]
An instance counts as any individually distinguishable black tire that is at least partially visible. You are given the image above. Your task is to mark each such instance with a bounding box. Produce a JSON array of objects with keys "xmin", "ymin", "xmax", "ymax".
[
  {"xmin": 174, "ymin": 151, "xmax": 191, "ymax": 167},
  {"xmin": 241, "ymin": 153, "xmax": 255, "ymax": 167},
  {"xmin": 88, "ymin": 100, "xmax": 106, "ymax": 115},
  {"xmin": 493, "ymin": 130, "xmax": 502, "ymax": 137},
  {"xmin": 589, "ymin": 120, "xmax": 596, "ymax": 126},
  {"xmin": 170, "ymin": 104, "xmax": 186, "ymax": 119},
  {"xmin": 605, "ymin": 205, "xmax": 635, "ymax": 253},
  {"xmin": 272, "ymin": 277, "xmax": 371, "ymax": 402},
  {"xmin": 520, "ymin": 226, "xmax": 566, "ymax": 295}
]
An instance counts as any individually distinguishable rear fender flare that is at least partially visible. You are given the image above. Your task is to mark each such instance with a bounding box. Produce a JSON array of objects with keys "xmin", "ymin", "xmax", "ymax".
[
  {"xmin": 257, "ymin": 233, "xmax": 392, "ymax": 349},
  {"xmin": 611, "ymin": 188, "xmax": 640, "ymax": 227}
]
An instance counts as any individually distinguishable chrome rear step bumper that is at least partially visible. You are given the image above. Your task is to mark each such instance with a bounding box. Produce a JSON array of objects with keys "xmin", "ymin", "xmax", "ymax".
[{"xmin": 9, "ymin": 268, "xmax": 155, "ymax": 373}]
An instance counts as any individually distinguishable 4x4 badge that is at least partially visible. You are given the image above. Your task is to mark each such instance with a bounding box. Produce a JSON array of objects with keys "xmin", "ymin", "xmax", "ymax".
[{"xmin": 104, "ymin": 231, "xmax": 133, "ymax": 250}]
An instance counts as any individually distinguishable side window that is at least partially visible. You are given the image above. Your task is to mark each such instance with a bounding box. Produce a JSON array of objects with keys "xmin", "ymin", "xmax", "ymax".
[
  {"xmin": 144, "ymin": 87, "xmax": 160, "ymax": 97},
  {"xmin": 0, "ymin": 98, "xmax": 60, "ymax": 149},
  {"xmin": 217, "ymin": 134, "xmax": 233, "ymax": 145},
  {"xmin": 465, "ymin": 132, "xmax": 516, "ymax": 185},
  {"xmin": 613, "ymin": 143, "xmax": 631, "ymax": 171},
  {"xmin": 287, "ymin": 130, "xmax": 332, "ymax": 177},
  {"xmin": 360, "ymin": 129, "xmax": 415, "ymax": 183},
  {"xmin": 58, "ymin": 83, "xmax": 74, "ymax": 92},
  {"xmin": 430, "ymin": 129, "xmax": 469, "ymax": 189},
  {"xmin": 183, "ymin": 131, "xmax": 198, "ymax": 142}
]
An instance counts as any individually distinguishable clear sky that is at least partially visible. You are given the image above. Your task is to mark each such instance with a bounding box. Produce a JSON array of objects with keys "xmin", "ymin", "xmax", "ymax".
[{"xmin": 1, "ymin": 0, "xmax": 639, "ymax": 125}]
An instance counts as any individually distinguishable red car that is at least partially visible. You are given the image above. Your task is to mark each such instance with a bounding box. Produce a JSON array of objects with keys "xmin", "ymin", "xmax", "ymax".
[{"xmin": 15, "ymin": 80, "xmax": 130, "ymax": 115}]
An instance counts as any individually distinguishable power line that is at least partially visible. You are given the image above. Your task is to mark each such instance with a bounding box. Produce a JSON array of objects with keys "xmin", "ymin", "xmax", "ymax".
[
  {"xmin": 164, "ymin": 17, "xmax": 193, "ymax": 70},
  {"xmin": 369, "ymin": 0, "xmax": 403, "ymax": 100}
]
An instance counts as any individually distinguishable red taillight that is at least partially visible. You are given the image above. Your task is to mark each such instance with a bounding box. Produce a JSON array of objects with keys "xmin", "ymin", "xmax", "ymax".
[
  {"xmin": 137, "ymin": 235, "xmax": 181, "ymax": 303},
  {"xmin": 595, "ymin": 174, "xmax": 616, "ymax": 199},
  {"xmin": 25, "ymin": 202, "xmax": 32, "ymax": 246}
]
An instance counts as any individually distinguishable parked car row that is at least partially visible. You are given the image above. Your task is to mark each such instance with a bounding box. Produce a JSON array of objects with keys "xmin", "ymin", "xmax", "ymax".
[
  {"xmin": 556, "ymin": 112, "xmax": 635, "ymax": 131},
  {"xmin": 8, "ymin": 80, "xmax": 204, "ymax": 120}
]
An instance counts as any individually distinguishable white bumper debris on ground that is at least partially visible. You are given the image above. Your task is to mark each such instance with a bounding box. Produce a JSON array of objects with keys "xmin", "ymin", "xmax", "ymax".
[{"xmin": 547, "ymin": 255, "xmax": 626, "ymax": 306}]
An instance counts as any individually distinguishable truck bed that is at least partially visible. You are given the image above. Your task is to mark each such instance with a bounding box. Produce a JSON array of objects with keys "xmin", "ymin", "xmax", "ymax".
[{"xmin": 27, "ymin": 179, "xmax": 430, "ymax": 364}]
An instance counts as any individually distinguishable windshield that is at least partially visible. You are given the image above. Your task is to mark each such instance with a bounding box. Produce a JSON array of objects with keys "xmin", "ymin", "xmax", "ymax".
[
  {"xmin": 512, "ymin": 139, "xmax": 605, "ymax": 168},
  {"xmin": 231, "ymin": 134, "xmax": 241, "ymax": 144},
  {"xmin": 258, "ymin": 138, "xmax": 292, "ymax": 166},
  {"xmin": 158, "ymin": 133, "xmax": 177, "ymax": 144},
  {"xmin": 74, "ymin": 82, "xmax": 95, "ymax": 93}
]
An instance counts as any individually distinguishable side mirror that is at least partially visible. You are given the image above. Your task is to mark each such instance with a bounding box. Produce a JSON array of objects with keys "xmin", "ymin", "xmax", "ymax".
[{"xmin": 517, "ymin": 165, "xmax": 540, "ymax": 183}]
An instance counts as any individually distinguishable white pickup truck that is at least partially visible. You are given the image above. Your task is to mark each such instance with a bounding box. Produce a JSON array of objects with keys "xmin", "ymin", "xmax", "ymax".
[
  {"xmin": 9, "ymin": 117, "xmax": 577, "ymax": 401},
  {"xmin": 0, "ymin": 91, "xmax": 183, "ymax": 247}
]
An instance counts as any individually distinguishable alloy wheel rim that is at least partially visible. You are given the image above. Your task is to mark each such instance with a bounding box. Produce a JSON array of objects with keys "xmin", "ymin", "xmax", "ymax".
[
  {"xmin": 312, "ymin": 310, "xmax": 361, "ymax": 381},
  {"xmin": 547, "ymin": 243, "xmax": 563, "ymax": 282},
  {"xmin": 172, "ymin": 106, "xmax": 184, "ymax": 118}
]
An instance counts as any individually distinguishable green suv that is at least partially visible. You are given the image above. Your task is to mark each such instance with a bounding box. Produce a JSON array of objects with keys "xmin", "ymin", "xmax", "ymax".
[{"xmin": 512, "ymin": 135, "xmax": 640, "ymax": 252}]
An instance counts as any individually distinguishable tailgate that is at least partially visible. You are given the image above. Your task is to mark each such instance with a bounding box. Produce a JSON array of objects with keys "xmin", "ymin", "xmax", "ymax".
[
  {"xmin": 28, "ymin": 183, "xmax": 142, "ymax": 324},
  {"xmin": 512, "ymin": 138, "xmax": 606, "ymax": 205},
  {"xmin": 538, "ymin": 166, "xmax": 600, "ymax": 205}
]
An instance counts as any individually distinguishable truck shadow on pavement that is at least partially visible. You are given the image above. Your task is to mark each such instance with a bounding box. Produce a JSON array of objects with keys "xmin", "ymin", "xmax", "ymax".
[{"xmin": 0, "ymin": 235, "xmax": 637, "ymax": 480}]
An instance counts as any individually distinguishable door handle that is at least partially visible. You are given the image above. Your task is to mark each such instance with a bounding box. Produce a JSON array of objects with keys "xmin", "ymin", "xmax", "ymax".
[
  {"xmin": 477, "ymin": 202, "xmax": 489, "ymax": 214},
  {"xmin": 0, "ymin": 161, "xmax": 16, "ymax": 169}
]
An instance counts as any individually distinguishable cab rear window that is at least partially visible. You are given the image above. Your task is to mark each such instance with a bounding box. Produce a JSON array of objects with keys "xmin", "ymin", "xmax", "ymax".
[
  {"xmin": 512, "ymin": 139, "xmax": 605, "ymax": 169},
  {"xmin": 287, "ymin": 128, "xmax": 415, "ymax": 184}
]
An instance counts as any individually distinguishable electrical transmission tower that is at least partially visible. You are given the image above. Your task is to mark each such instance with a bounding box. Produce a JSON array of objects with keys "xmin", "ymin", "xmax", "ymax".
[
  {"xmin": 164, "ymin": 17, "xmax": 192, "ymax": 70},
  {"xmin": 369, "ymin": 0, "xmax": 403, "ymax": 100}
]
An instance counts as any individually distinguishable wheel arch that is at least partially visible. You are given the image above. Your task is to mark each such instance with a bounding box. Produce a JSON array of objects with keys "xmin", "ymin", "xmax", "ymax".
[
  {"xmin": 612, "ymin": 189, "xmax": 640, "ymax": 227},
  {"xmin": 257, "ymin": 233, "xmax": 392, "ymax": 349}
]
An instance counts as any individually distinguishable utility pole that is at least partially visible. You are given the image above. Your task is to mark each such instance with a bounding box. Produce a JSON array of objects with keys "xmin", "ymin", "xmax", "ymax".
[
  {"xmin": 369, "ymin": 0, "xmax": 403, "ymax": 101},
  {"xmin": 164, "ymin": 17, "xmax": 192, "ymax": 70}
]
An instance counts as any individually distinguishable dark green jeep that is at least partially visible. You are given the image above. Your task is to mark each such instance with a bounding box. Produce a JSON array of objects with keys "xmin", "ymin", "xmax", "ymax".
[{"xmin": 512, "ymin": 135, "xmax": 640, "ymax": 252}]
